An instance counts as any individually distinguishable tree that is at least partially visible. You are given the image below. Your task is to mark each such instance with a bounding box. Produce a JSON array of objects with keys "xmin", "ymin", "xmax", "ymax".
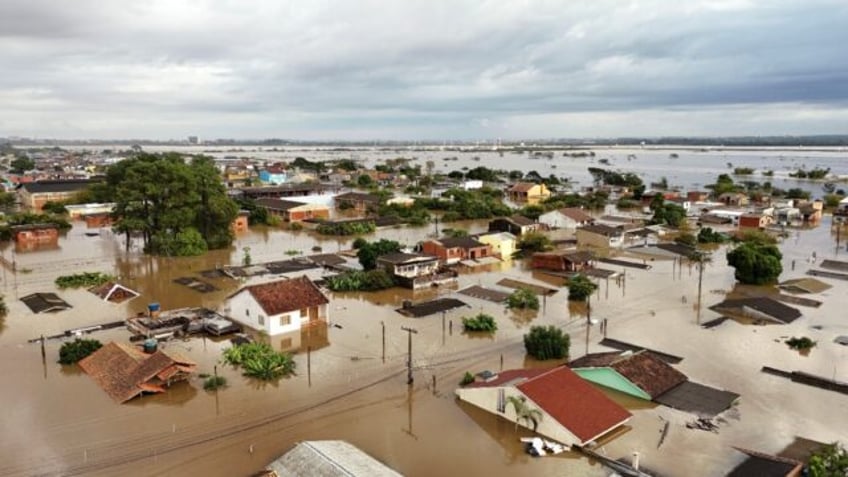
[
  {"xmin": 507, "ymin": 288, "xmax": 540, "ymax": 310},
  {"xmin": 697, "ymin": 227, "xmax": 726, "ymax": 244},
  {"xmin": 518, "ymin": 204, "xmax": 545, "ymax": 220},
  {"xmin": 567, "ymin": 274, "xmax": 597, "ymax": 301},
  {"xmin": 10, "ymin": 156, "xmax": 35, "ymax": 174},
  {"xmin": 726, "ymin": 240, "xmax": 782, "ymax": 285},
  {"xmin": 59, "ymin": 339, "xmax": 103, "ymax": 364},
  {"xmin": 462, "ymin": 314, "xmax": 498, "ymax": 332},
  {"xmin": 356, "ymin": 239, "xmax": 402, "ymax": 270},
  {"xmin": 807, "ymin": 442, "xmax": 848, "ymax": 477},
  {"xmin": 107, "ymin": 153, "xmax": 238, "ymax": 255},
  {"xmin": 357, "ymin": 174, "xmax": 374, "ymax": 188},
  {"xmin": 506, "ymin": 395, "xmax": 543, "ymax": 431},
  {"xmin": 524, "ymin": 326, "xmax": 570, "ymax": 360},
  {"xmin": 0, "ymin": 192, "xmax": 17, "ymax": 210},
  {"xmin": 515, "ymin": 232, "xmax": 552, "ymax": 257}
]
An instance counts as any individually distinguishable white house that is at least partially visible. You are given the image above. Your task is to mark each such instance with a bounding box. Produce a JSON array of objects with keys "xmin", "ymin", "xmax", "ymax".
[
  {"xmin": 575, "ymin": 224, "xmax": 626, "ymax": 248},
  {"xmin": 456, "ymin": 367, "xmax": 632, "ymax": 448},
  {"xmin": 462, "ymin": 180, "xmax": 483, "ymax": 190},
  {"xmin": 538, "ymin": 207, "xmax": 594, "ymax": 230},
  {"xmin": 226, "ymin": 276, "xmax": 329, "ymax": 336}
]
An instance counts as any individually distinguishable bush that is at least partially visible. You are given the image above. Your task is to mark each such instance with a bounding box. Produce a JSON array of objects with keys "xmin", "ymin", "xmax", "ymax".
[
  {"xmin": 567, "ymin": 274, "xmax": 597, "ymax": 301},
  {"xmin": 515, "ymin": 232, "xmax": 552, "ymax": 257},
  {"xmin": 698, "ymin": 227, "xmax": 726, "ymax": 244},
  {"xmin": 288, "ymin": 221, "xmax": 302, "ymax": 231},
  {"xmin": 148, "ymin": 228, "xmax": 208, "ymax": 256},
  {"xmin": 524, "ymin": 326, "xmax": 570, "ymax": 360},
  {"xmin": 316, "ymin": 221, "xmax": 376, "ymax": 236},
  {"xmin": 223, "ymin": 342, "xmax": 296, "ymax": 380},
  {"xmin": 55, "ymin": 272, "xmax": 115, "ymax": 289},
  {"xmin": 674, "ymin": 232, "xmax": 697, "ymax": 247},
  {"xmin": 203, "ymin": 375, "xmax": 227, "ymax": 390},
  {"xmin": 462, "ymin": 314, "xmax": 498, "ymax": 332},
  {"xmin": 507, "ymin": 288, "xmax": 539, "ymax": 310},
  {"xmin": 325, "ymin": 270, "xmax": 395, "ymax": 291},
  {"xmin": 786, "ymin": 336, "xmax": 816, "ymax": 350},
  {"xmin": 460, "ymin": 372, "xmax": 475, "ymax": 386},
  {"xmin": 59, "ymin": 339, "xmax": 102, "ymax": 364}
]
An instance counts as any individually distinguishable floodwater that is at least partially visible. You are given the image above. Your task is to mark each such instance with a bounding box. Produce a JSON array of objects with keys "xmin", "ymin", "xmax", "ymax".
[
  {"xmin": 2, "ymin": 189, "xmax": 848, "ymax": 475},
  {"xmin": 61, "ymin": 143, "xmax": 848, "ymax": 196}
]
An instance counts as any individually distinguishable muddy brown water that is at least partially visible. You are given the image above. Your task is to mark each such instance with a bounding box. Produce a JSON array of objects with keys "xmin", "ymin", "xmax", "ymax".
[{"xmin": 0, "ymin": 217, "xmax": 847, "ymax": 476}]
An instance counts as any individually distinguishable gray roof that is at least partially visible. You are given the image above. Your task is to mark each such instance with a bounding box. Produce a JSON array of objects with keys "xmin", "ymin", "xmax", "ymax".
[
  {"xmin": 20, "ymin": 179, "xmax": 96, "ymax": 194},
  {"xmin": 255, "ymin": 198, "xmax": 310, "ymax": 211},
  {"xmin": 266, "ymin": 440, "xmax": 403, "ymax": 477},
  {"xmin": 377, "ymin": 252, "xmax": 437, "ymax": 265},
  {"xmin": 711, "ymin": 297, "xmax": 802, "ymax": 324},
  {"xmin": 437, "ymin": 236, "xmax": 485, "ymax": 249}
]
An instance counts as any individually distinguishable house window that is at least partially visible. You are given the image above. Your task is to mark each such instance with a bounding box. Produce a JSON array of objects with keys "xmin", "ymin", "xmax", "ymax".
[
  {"xmin": 245, "ymin": 309, "xmax": 250, "ymax": 317},
  {"xmin": 280, "ymin": 315, "xmax": 291, "ymax": 326},
  {"xmin": 258, "ymin": 315, "xmax": 265, "ymax": 326},
  {"xmin": 300, "ymin": 308, "xmax": 308, "ymax": 318},
  {"xmin": 280, "ymin": 338, "xmax": 293, "ymax": 349}
]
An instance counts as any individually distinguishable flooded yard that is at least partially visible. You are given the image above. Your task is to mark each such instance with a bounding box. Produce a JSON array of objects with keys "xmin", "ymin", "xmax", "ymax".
[{"xmin": 0, "ymin": 214, "xmax": 847, "ymax": 476}]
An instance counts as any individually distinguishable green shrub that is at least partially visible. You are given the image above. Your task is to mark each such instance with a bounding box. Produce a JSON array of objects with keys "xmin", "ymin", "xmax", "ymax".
[
  {"xmin": 222, "ymin": 342, "xmax": 296, "ymax": 381},
  {"xmin": 507, "ymin": 288, "xmax": 539, "ymax": 310},
  {"xmin": 523, "ymin": 326, "xmax": 570, "ymax": 360},
  {"xmin": 55, "ymin": 272, "xmax": 115, "ymax": 289},
  {"xmin": 786, "ymin": 336, "xmax": 816, "ymax": 350},
  {"xmin": 59, "ymin": 339, "xmax": 103, "ymax": 364},
  {"xmin": 203, "ymin": 375, "xmax": 227, "ymax": 390},
  {"xmin": 462, "ymin": 314, "xmax": 498, "ymax": 332},
  {"xmin": 325, "ymin": 270, "xmax": 395, "ymax": 291},
  {"xmin": 567, "ymin": 274, "xmax": 598, "ymax": 301},
  {"xmin": 460, "ymin": 372, "xmax": 475, "ymax": 386},
  {"xmin": 317, "ymin": 221, "xmax": 376, "ymax": 236}
]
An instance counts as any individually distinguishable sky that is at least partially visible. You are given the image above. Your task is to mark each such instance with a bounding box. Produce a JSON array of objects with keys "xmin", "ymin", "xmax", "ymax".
[{"xmin": 1, "ymin": 0, "xmax": 847, "ymax": 141}]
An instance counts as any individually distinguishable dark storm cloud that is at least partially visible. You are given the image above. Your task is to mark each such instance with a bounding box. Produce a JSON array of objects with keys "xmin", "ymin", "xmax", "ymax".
[{"xmin": 0, "ymin": 0, "xmax": 847, "ymax": 139}]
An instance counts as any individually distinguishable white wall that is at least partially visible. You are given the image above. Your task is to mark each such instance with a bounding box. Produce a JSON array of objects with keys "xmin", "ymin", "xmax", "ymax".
[
  {"xmin": 539, "ymin": 211, "xmax": 578, "ymax": 229},
  {"xmin": 227, "ymin": 291, "xmax": 302, "ymax": 336}
]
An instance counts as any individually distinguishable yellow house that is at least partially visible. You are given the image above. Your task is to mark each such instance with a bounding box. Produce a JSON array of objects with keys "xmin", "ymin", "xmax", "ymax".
[
  {"xmin": 507, "ymin": 182, "xmax": 551, "ymax": 203},
  {"xmin": 477, "ymin": 232, "xmax": 517, "ymax": 260}
]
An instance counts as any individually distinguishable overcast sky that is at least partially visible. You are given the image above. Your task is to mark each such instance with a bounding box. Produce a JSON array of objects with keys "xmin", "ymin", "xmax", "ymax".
[{"xmin": 1, "ymin": 0, "xmax": 847, "ymax": 140}]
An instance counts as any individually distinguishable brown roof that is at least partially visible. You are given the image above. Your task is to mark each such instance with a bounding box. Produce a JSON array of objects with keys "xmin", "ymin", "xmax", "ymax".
[
  {"xmin": 464, "ymin": 368, "xmax": 549, "ymax": 388},
  {"xmin": 507, "ymin": 215, "xmax": 536, "ymax": 226},
  {"xmin": 255, "ymin": 198, "xmax": 311, "ymax": 211},
  {"xmin": 242, "ymin": 276, "xmax": 329, "ymax": 316},
  {"xmin": 516, "ymin": 366, "xmax": 632, "ymax": 444},
  {"xmin": 79, "ymin": 342, "xmax": 196, "ymax": 403},
  {"xmin": 578, "ymin": 224, "xmax": 623, "ymax": 237},
  {"xmin": 558, "ymin": 208, "xmax": 594, "ymax": 222},
  {"xmin": 509, "ymin": 182, "xmax": 537, "ymax": 193},
  {"xmin": 569, "ymin": 350, "xmax": 688, "ymax": 399}
]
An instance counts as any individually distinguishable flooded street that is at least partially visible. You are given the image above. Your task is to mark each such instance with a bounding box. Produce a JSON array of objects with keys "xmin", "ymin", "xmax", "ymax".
[{"xmin": 1, "ymin": 185, "xmax": 848, "ymax": 475}]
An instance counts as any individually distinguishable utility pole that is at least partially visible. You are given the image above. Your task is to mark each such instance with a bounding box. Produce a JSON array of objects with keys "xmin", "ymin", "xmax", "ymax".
[
  {"xmin": 401, "ymin": 326, "xmax": 418, "ymax": 384},
  {"xmin": 381, "ymin": 321, "xmax": 386, "ymax": 363}
]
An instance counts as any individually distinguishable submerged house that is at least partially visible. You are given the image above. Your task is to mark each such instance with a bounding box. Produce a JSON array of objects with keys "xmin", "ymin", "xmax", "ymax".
[
  {"xmin": 226, "ymin": 276, "xmax": 330, "ymax": 336},
  {"xmin": 476, "ymin": 232, "xmax": 517, "ymax": 260},
  {"xmin": 79, "ymin": 342, "xmax": 197, "ymax": 403},
  {"xmin": 569, "ymin": 350, "xmax": 687, "ymax": 401},
  {"xmin": 507, "ymin": 182, "xmax": 551, "ymax": 203},
  {"xmin": 421, "ymin": 236, "xmax": 492, "ymax": 264},
  {"xmin": 376, "ymin": 252, "xmax": 458, "ymax": 290},
  {"xmin": 576, "ymin": 224, "xmax": 626, "ymax": 248},
  {"xmin": 487, "ymin": 215, "xmax": 542, "ymax": 236},
  {"xmin": 531, "ymin": 250, "xmax": 595, "ymax": 273},
  {"xmin": 256, "ymin": 198, "xmax": 330, "ymax": 223},
  {"xmin": 456, "ymin": 366, "xmax": 631, "ymax": 448}
]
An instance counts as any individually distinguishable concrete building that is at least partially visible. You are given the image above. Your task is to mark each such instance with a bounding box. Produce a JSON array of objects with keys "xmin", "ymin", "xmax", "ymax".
[
  {"xmin": 476, "ymin": 232, "xmax": 517, "ymax": 260},
  {"xmin": 538, "ymin": 207, "xmax": 594, "ymax": 230},
  {"xmin": 226, "ymin": 276, "xmax": 329, "ymax": 336}
]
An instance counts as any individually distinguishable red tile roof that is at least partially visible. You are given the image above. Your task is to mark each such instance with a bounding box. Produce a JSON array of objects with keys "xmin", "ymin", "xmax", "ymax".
[
  {"xmin": 516, "ymin": 366, "xmax": 632, "ymax": 444},
  {"xmin": 558, "ymin": 207, "xmax": 594, "ymax": 223},
  {"xmin": 509, "ymin": 182, "xmax": 537, "ymax": 193},
  {"xmin": 243, "ymin": 276, "xmax": 329, "ymax": 316},
  {"xmin": 79, "ymin": 342, "xmax": 196, "ymax": 403}
]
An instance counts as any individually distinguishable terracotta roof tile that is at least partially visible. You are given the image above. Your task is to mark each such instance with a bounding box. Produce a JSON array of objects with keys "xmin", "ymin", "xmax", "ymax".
[
  {"xmin": 244, "ymin": 276, "xmax": 329, "ymax": 317},
  {"xmin": 509, "ymin": 182, "xmax": 537, "ymax": 193},
  {"xmin": 79, "ymin": 342, "xmax": 197, "ymax": 403},
  {"xmin": 516, "ymin": 366, "xmax": 631, "ymax": 444},
  {"xmin": 570, "ymin": 350, "xmax": 689, "ymax": 399},
  {"xmin": 558, "ymin": 208, "xmax": 594, "ymax": 223}
]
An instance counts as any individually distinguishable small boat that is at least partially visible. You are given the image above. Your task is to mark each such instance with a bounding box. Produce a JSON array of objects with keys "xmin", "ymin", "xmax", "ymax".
[{"xmin": 84, "ymin": 232, "xmax": 100, "ymax": 237}]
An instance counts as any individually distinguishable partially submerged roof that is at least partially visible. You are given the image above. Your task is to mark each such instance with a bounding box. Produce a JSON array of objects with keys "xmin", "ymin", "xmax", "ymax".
[
  {"xmin": 265, "ymin": 440, "xmax": 403, "ymax": 477},
  {"xmin": 569, "ymin": 350, "xmax": 688, "ymax": 399},
  {"xmin": 578, "ymin": 224, "xmax": 623, "ymax": 237},
  {"xmin": 235, "ymin": 276, "xmax": 329, "ymax": 316},
  {"xmin": 516, "ymin": 367, "xmax": 632, "ymax": 444},
  {"xmin": 79, "ymin": 342, "xmax": 197, "ymax": 403},
  {"xmin": 20, "ymin": 179, "xmax": 96, "ymax": 194},
  {"xmin": 779, "ymin": 277, "xmax": 832, "ymax": 294},
  {"xmin": 654, "ymin": 381, "xmax": 740, "ymax": 417},
  {"xmin": 88, "ymin": 282, "xmax": 140, "ymax": 304},
  {"xmin": 711, "ymin": 297, "xmax": 802, "ymax": 324},
  {"xmin": 508, "ymin": 182, "xmax": 538, "ymax": 193},
  {"xmin": 335, "ymin": 191, "xmax": 381, "ymax": 203},
  {"xmin": 727, "ymin": 447, "xmax": 802, "ymax": 477},
  {"xmin": 396, "ymin": 298, "xmax": 469, "ymax": 318},
  {"xmin": 21, "ymin": 292, "xmax": 71, "ymax": 313}
]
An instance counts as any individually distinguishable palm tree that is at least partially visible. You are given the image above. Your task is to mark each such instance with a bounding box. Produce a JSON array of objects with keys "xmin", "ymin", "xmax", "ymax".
[
  {"xmin": 506, "ymin": 395, "xmax": 543, "ymax": 431},
  {"xmin": 688, "ymin": 250, "xmax": 713, "ymax": 324}
]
